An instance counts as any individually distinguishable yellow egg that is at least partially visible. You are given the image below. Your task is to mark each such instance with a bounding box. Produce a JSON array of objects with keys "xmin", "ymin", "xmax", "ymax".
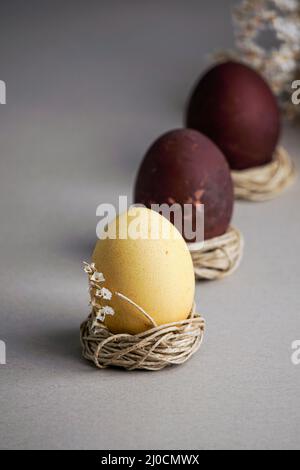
[{"xmin": 92, "ymin": 207, "xmax": 195, "ymax": 334}]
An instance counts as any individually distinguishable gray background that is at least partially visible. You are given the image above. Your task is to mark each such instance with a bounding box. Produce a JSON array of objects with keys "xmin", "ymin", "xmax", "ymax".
[{"xmin": 0, "ymin": 0, "xmax": 300, "ymax": 450}]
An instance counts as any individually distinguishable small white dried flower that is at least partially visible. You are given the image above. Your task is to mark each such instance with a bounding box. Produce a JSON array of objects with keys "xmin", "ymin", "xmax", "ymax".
[
  {"xmin": 83, "ymin": 262, "xmax": 93, "ymax": 274},
  {"xmin": 90, "ymin": 271, "xmax": 105, "ymax": 283},
  {"xmin": 96, "ymin": 306, "xmax": 115, "ymax": 322},
  {"xmin": 95, "ymin": 287, "xmax": 113, "ymax": 301}
]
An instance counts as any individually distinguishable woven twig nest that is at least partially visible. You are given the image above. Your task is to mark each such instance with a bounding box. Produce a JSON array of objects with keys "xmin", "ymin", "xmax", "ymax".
[
  {"xmin": 232, "ymin": 146, "xmax": 296, "ymax": 202},
  {"xmin": 80, "ymin": 263, "xmax": 205, "ymax": 371},
  {"xmin": 80, "ymin": 308, "xmax": 205, "ymax": 371},
  {"xmin": 189, "ymin": 226, "xmax": 244, "ymax": 281}
]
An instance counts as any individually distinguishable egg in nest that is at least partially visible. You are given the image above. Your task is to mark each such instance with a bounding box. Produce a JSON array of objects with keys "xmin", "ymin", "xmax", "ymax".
[
  {"xmin": 92, "ymin": 207, "xmax": 195, "ymax": 335},
  {"xmin": 134, "ymin": 129, "xmax": 234, "ymax": 241},
  {"xmin": 186, "ymin": 61, "xmax": 281, "ymax": 170}
]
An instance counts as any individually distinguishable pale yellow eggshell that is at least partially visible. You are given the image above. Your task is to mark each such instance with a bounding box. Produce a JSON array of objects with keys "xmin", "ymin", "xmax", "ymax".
[{"xmin": 92, "ymin": 207, "xmax": 195, "ymax": 335}]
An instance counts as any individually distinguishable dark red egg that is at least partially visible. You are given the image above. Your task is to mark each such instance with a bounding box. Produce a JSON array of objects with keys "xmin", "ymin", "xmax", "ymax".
[
  {"xmin": 134, "ymin": 129, "xmax": 234, "ymax": 241},
  {"xmin": 186, "ymin": 61, "xmax": 281, "ymax": 170}
]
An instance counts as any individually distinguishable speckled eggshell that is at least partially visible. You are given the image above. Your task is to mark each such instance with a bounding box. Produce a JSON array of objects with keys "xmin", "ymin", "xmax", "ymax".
[
  {"xmin": 134, "ymin": 129, "xmax": 234, "ymax": 241},
  {"xmin": 92, "ymin": 207, "xmax": 195, "ymax": 335},
  {"xmin": 186, "ymin": 61, "xmax": 281, "ymax": 170}
]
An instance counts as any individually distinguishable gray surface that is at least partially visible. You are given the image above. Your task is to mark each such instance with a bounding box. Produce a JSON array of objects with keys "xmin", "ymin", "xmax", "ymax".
[{"xmin": 0, "ymin": 0, "xmax": 300, "ymax": 450}]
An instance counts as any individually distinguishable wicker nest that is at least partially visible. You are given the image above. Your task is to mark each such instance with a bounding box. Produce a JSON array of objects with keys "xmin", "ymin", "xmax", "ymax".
[
  {"xmin": 231, "ymin": 146, "xmax": 296, "ymax": 202},
  {"xmin": 189, "ymin": 226, "xmax": 244, "ymax": 281},
  {"xmin": 80, "ymin": 307, "xmax": 205, "ymax": 371}
]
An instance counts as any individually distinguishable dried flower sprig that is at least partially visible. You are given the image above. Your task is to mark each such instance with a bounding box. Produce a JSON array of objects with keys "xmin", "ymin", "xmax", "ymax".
[
  {"xmin": 83, "ymin": 262, "xmax": 115, "ymax": 330},
  {"xmin": 83, "ymin": 262, "xmax": 157, "ymax": 332}
]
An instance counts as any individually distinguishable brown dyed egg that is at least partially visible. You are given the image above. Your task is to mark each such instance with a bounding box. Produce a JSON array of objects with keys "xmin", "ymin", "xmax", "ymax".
[
  {"xmin": 134, "ymin": 129, "xmax": 234, "ymax": 241},
  {"xmin": 186, "ymin": 61, "xmax": 281, "ymax": 170}
]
